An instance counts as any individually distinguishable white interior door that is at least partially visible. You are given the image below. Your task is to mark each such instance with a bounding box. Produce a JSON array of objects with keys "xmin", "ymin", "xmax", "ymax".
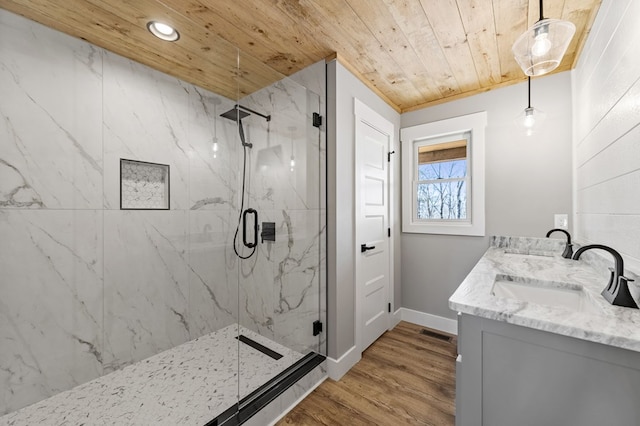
[{"xmin": 355, "ymin": 99, "xmax": 393, "ymax": 352}]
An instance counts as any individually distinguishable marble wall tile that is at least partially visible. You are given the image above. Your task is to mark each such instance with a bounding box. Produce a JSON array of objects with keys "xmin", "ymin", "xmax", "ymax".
[
  {"xmin": 288, "ymin": 60, "xmax": 328, "ymax": 212},
  {"xmin": 234, "ymin": 71, "xmax": 326, "ymax": 357},
  {"xmin": 238, "ymin": 209, "xmax": 323, "ymax": 355},
  {"xmin": 0, "ymin": 12, "xmax": 103, "ymax": 210},
  {"xmin": 187, "ymin": 87, "xmax": 240, "ymax": 211},
  {"xmin": 102, "ymin": 52, "xmax": 190, "ymax": 211},
  {"xmin": 0, "ymin": 210, "xmax": 103, "ymax": 415},
  {"xmin": 240, "ymin": 81, "xmax": 323, "ymax": 212},
  {"xmin": 103, "ymin": 210, "xmax": 190, "ymax": 372},
  {"xmin": 187, "ymin": 209, "xmax": 238, "ymax": 339}
]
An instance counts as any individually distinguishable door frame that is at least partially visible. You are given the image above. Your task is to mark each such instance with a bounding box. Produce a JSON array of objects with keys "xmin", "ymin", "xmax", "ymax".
[{"xmin": 354, "ymin": 97, "xmax": 395, "ymax": 354}]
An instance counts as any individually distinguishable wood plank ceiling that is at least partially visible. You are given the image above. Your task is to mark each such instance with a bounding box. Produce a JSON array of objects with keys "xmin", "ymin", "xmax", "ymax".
[{"xmin": 0, "ymin": 0, "xmax": 602, "ymax": 113}]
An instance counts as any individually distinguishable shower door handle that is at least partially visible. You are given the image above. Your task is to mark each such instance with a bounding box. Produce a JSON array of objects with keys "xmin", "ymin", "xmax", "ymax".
[{"xmin": 243, "ymin": 208, "xmax": 258, "ymax": 248}]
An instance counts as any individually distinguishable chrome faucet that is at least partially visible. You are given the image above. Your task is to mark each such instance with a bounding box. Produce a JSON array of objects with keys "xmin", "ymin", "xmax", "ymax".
[
  {"xmin": 545, "ymin": 228, "xmax": 573, "ymax": 259},
  {"xmin": 572, "ymin": 244, "xmax": 638, "ymax": 309}
]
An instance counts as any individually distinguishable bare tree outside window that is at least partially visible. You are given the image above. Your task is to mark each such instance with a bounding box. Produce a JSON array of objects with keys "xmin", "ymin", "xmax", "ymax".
[{"xmin": 415, "ymin": 139, "xmax": 468, "ymax": 220}]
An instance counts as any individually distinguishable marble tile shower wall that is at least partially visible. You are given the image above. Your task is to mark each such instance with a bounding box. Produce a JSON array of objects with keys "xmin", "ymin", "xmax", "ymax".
[
  {"xmin": 0, "ymin": 10, "xmax": 325, "ymax": 415},
  {"xmin": 233, "ymin": 75, "xmax": 325, "ymax": 357}
]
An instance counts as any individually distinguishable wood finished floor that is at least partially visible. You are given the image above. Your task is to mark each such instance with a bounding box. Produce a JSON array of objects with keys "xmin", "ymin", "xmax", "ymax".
[{"xmin": 277, "ymin": 321, "xmax": 457, "ymax": 426}]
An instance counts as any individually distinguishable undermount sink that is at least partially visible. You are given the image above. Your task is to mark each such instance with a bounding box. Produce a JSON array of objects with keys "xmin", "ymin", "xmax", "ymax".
[{"xmin": 491, "ymin": 274, "xmax": 601, "ymax": 314}]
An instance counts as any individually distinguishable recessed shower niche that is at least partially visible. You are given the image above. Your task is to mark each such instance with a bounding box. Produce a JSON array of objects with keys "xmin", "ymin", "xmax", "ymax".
[{"xmin": 120, "ymin": 159, "xmax": 170, "ymax": 210}]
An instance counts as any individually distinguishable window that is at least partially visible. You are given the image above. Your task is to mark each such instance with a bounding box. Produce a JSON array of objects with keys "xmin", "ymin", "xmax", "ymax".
[
  {"xmin": 401, "ymin": 112, "xmax": 486, "ymax": 236},
  {"xmin": 416, "ymin": 136, "xmax": 468, "ymax": 220}
]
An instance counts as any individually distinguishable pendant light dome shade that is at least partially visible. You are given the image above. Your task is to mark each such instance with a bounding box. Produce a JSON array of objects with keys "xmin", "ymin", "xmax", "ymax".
[{"xmin": 512, "ymin": 18, "xmax": 576, "ymax": 76}]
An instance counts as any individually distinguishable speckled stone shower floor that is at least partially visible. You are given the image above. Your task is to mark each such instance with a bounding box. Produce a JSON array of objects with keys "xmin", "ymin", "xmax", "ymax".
[{"xmin": 0, "ymin": 324, "xmax": 303, "ymax": 425}]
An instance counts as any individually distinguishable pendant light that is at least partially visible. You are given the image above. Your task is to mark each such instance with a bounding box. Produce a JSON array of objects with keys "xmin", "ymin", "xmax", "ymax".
[
  {"xmin": 288, "ymin": 126, "xmax": 296, "ymax": 172},
  {"xmin": 211, "ymin": 98, "xmax": 221, "ymax": 158},
  {"xmin": 516, "ymin": 77, "xmax": 545, "ymax": 136},
  {"xmin": 512, "ymin": 0, "xmax": 575, "ymax": 76}
]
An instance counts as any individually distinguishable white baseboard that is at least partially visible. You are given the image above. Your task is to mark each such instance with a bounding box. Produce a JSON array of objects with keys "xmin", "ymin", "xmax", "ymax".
[
  {"xmin": 400, "ymin": 307, "xmax": 458, "ymax": 335},
  {"xmin": 327, "ymin": 345, "xmax": 361, "ymax": 381},
  {"xmin": 391, "ymin": 308, "xmax": 402, "ymax": 328}
]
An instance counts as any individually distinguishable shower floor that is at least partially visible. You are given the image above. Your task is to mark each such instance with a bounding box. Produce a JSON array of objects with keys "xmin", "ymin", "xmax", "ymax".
[{"xmin": 0, "ymin": 324, "xmax": 304, "ymax": 426}]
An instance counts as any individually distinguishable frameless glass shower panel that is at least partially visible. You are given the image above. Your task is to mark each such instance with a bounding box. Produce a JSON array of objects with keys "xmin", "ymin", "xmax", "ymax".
[{"xmin": 233, "ymin": 70, "xmax": 323, "ymax": 399}]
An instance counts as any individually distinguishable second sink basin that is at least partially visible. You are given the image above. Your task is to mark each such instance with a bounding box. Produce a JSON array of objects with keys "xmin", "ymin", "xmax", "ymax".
[{"xmin": 491, "ymin": 274, "xmax": 601, "ymax": 314}]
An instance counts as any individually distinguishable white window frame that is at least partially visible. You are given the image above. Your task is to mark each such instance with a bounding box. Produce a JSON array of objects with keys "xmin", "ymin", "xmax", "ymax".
[{"xmin": 401, "ymin": 111, "xmax": 487, "ymax": 236}]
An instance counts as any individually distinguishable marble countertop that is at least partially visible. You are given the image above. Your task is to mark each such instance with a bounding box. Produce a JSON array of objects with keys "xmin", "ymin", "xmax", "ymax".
[{"xmin": 449, "ymin": 236, "xmax": 640, "ymax": 353}]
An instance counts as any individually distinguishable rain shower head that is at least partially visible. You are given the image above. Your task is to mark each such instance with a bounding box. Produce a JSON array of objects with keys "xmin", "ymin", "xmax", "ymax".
[
  {"xmin": 220, "ymin": 105, "xmax": 270, "ymax": 149},
  {"xmin": 220, "ymin": 107, "xmax": 250, "ymax": 122},
  {"xmin": 221, "ymin": 106, "xmax": 251, "ymax": 148}
]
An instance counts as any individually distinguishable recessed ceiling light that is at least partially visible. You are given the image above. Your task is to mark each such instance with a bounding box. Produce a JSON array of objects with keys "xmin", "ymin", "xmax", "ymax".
[{"xmin": 147, "ymin": 21, "xmax": 179, "ymax": 42}]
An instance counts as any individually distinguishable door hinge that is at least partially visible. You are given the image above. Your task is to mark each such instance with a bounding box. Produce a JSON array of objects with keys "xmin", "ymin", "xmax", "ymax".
[
  {"xmin": 388, "ymin": 227, "xmax": 391, "ymax": 238},
  {"xmin": 388, "ymin": 303, "xmax": 391, "ymax": 313},
  {"xmin": 312, "ymin": 112, "xmax": 322, "ymax": 128},
  {"xmin": 387, "ymin": 150, "xmax": 395, "ymax": 162},
  {"xmin": 313, "ymin": 320, "xmax": 323, "ymax": 336}
]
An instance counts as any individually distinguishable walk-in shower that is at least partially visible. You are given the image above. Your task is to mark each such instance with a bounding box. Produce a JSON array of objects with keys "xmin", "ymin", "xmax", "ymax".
[{"xmin": 0, "ymin": 9, "xmax": 326, "ymax": 426}]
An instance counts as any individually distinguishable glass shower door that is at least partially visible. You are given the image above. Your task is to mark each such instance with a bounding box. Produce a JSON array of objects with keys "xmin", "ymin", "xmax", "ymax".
[{"xmin": 232, "ymin": 76, "xmax": 324, "ymax": 408}]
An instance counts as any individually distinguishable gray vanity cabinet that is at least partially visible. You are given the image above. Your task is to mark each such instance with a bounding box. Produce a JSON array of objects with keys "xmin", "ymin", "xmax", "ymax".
[{"xmin": 455, "ymin": 313, "xmax": 640, "ymax": 426}]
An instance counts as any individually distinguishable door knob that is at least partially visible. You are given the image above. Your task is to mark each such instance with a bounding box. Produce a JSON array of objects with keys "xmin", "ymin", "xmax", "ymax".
[{"xmin": 361, "ymin": 244, "xmax": 376, "ymax": 253}]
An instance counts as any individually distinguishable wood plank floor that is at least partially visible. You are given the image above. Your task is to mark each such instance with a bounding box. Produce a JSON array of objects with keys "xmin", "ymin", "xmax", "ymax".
[{"xmin": 277, "ymin": 321, "xmax": 457, "ymax": 425}]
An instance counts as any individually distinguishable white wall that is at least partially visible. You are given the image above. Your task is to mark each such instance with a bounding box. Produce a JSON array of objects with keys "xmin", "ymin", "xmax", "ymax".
[
  {"xmin": 326, "ymin": 59, "xmax": 401, "ymax": 360},
  {"xmin": 572, "ymin": 0, "xmax": 640, "ymax": 275},
  {"xmin": 401, "ymin": 72, "xmax": 573, "ymax": 320}
]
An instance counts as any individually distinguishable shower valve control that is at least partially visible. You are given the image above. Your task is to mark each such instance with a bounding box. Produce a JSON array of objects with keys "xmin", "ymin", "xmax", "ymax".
[{"xmin": 261, "ymin": 222, "xmax": 276, "ymax": 243}]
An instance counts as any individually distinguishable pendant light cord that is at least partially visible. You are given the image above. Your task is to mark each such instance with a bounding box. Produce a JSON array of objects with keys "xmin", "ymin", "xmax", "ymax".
[
  {"xmin": 528, "ymin": 76, "xmax": 531, "ymax": 108},
  {"xmin": 539, "ymin": 0, "xmax": 544, "ymax": 21}
]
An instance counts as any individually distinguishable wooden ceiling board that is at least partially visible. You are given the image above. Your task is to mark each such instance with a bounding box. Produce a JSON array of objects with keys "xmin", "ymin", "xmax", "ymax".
[
  {"xmin": 0, "ymin": 0, "xmax": 253, "ymax": 100},
  {"xmin": 273, "ymin": 0, "xmax": 412, "ymax": 110},
  {"xmin": 379, "ymin": 0, "xmax": 459, "ymax": 98},
  {"xmin": 457, "ymin": 0, "xmax": 502, "ymax": 87},
  {"xmin": 303, "ymin": 0, "xmax": 426, "ymax": 107},
  {"xmin": 419, "ymin": 0, "xmax": 482, "ymax": 93},
  {"xmin": 329, "ymin": 53, "xmax": 402, "ymax": 113},
  {"xmin": 94, "ymin": 0, "xmax": 286, "ymax": 96},
  {"xmin": 493, "ymin": 0, "xmax": 530, "ymax": 81},
  {"xmin": 179, "ymin": 0, "xmax": 321, "ymax": 73},
  {"xmin": 344, "ymin": 0, "xmax": 439, "ymax": 105},
  {"xmin": 0, "ymin": 0, "xmax": 603, "ymax": 112}
]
